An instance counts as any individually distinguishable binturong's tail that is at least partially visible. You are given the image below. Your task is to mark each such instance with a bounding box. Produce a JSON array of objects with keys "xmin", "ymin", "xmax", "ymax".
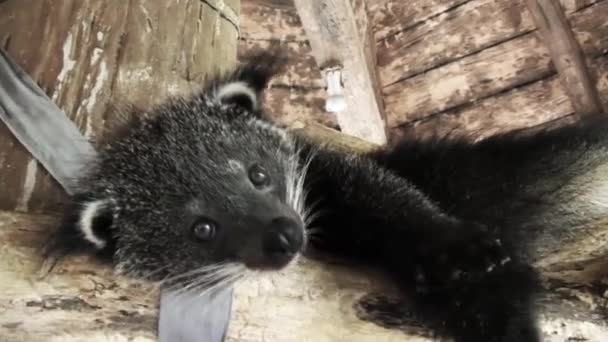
[
  {"xmin": 372, "ymin": 113, "xmax": 608, "ymax": 341},
  {"xmin": 377, "ymin": 114, "xmax": 608, "ymax": 264}
]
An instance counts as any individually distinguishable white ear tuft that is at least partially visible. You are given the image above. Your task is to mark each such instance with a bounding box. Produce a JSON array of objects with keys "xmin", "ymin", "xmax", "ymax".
[
  {"xmin": 79, "ymin": 199, "xmax": 109, "ymax": 249},
  {"xmin": 215, "ymin": 81, "xmax": 258, "ymax": 111}
]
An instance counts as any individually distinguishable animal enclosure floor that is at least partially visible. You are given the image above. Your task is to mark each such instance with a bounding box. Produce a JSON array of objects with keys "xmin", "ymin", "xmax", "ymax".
[{"xmin": 0, "ymin": 210, "xmax": 607, "ymax": 342}]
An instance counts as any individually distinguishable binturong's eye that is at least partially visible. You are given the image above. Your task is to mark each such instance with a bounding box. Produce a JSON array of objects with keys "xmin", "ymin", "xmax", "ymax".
[
  {"xmin": 191, "ymin": 218, "xmax": 217, "ymax": 241},
  {"xmin": 248, "ymin": 164, "xmax": 270, "ymax": 187}
]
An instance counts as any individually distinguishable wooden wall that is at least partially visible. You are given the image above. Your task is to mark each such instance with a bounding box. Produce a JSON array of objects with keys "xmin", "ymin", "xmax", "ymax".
[
  {"xmin": 370, "ymin": 0, "xmax": 608, "ymax": 141},
  {"xmin": 0, "ymin": 0, "xmax": 239, "ymax": 213},
  {"xmin": 242, "ymin": 0, "xmax": 608, "ymax": 142},
  {"xmin": 238, "ymin": 0, "xmax": 338, "ymax": 130},
  {"xmin": 0, "ymin": 0, "xmax": 607, "ymax": 212}
]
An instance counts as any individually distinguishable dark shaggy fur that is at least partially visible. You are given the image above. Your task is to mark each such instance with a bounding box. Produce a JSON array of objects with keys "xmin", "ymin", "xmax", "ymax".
[{"xmin": 47, "ymin": 50, "xmax": 608, "ymax": 342}]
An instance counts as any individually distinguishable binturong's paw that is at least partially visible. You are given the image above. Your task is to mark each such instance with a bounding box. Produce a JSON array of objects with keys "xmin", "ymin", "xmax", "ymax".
[{"xmin": 413, "ymin": 220, "xmax": 511, "ymax": 292}]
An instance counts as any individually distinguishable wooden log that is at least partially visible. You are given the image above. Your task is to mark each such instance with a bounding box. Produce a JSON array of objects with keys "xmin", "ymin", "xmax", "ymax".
[
  {"xmin": 383, "ymin": 0, "xmax": 608, "ymax": 129},
  {"xmin": 289, "ymin": 120, "xmax": 379, "ymax": 154},
  {"xmin": 2, "ymin": 206, "xmax": 608, "ymax": 340},
  {"xmin": 0, "ymin": 0, "xmax": 240, "ymax": 213},
  {"xmin": 525, "ymin": 0, "xmax": 605, "ymax": 115},
  {"xmin": 293, "ymin": 0, "xmax": 388, "ymax": 145}
]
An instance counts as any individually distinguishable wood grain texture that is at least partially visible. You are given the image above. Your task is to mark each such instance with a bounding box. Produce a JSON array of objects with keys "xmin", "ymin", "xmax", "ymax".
[
  {"xmin": 375, "ymin": 0, "xmax": 604, "ymax": 88},
  {"xmin": 390, "ymin": 50, "xmax": 608, "ymax": 143},
  {"xmin": 384, "ymin": 33, "xmax": 554, "ymax": 128},
  {"xmin": 240, "ymin": 0, "xmax": 306, "ymax": 42},
  {"xmin": 525, "ymin": 0, "xmax": 605, "ymax": 115},
  {"xmin": 239, "ymin": 0, "xmax": 338, "ymax": 130},
  {"xmin": 595, "ymin": 54, "xmax": 608, "ymax": 111},
  {"xmin": 2, "ymin": 208, "xmax": 608, "ymax": 341},
  {"xmin": 236, "ymin": 39, "xmax": 337, "ymax": 129},
  {"xmin": 383, "ymin": 0, "xmax": 608, "ymax": 130},
  {"xmin": 371, "ymin": 0, "xmax": 600, "ymax": 44},
  {"xmin": 293, "ymin": 0, "xmax": 387, "ymax": 145},
  {"xmin": 0, "ymin": 0, "xmax": 240, "ymax": 214},
  {"xmin": 371, "ymin": 0, "xmax": 471, "ymax": 42},
  {"xmin": 389, "ymin": 75, "xmax": 575, "ymax": 143},
  {"xmin": 376, "ymin": 0, "xmax": 537, "ymax": 87}
]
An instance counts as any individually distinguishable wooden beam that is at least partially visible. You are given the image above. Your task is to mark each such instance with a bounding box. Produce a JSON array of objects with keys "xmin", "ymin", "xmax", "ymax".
[
  {"xmin": 525, "ymin": 0, "xmax": 605, "ymax": 116},
  {"xmin": 3, "ymin": 206, "xmax": 608, "ymax": 341},
  {"xmin": 289, "ymin": 119, "xmax": 380, "ymax": 154},
  {"xmin": 293, "ymin": 0, "xmax": 388, "ymax": 145}
]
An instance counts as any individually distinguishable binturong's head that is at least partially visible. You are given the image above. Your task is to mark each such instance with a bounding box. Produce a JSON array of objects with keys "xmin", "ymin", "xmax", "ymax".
[{"xmin": 50, "ymin": 52, "xmax": 311, "ymax": 292}]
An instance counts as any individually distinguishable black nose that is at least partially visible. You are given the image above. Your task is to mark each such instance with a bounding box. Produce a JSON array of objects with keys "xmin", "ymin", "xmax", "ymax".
[{"xmin": 262, "ymin": 217, "xmax": 304, "ymax": 258}]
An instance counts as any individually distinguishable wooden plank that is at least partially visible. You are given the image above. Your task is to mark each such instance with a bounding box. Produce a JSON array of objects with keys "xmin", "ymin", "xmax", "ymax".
[
  {"xmin": 377, "ymin": 0, "xmax": 536, "ymax": 87},
  {"xmin": 239, "ymin": 0, "xmax": 338, "ymax": 131},
  {"xmin": 236, "ymin": 39, "xmax": 337, "ymax": 129},
  {"xmin": 376, "ymin": 0, "xmax": 604, "ymax": 88},
  {"xmin": 525, "ymin": 0, "xmax": 605, "ymax": 115},
  {"xmin": 384, "ymin": 33, "xmax": 554, "ymax": 127},
  {"xmin": 372, "ymin": 0, "xmax": 600, "ymax": 42},
  {"xmin": 290, "ymin": 120, "xmax": 379, "ymax": 154},
  {"xmin": 0, "ymin": 0, "xmax": 240, "ymax": 213},
  {"xmin": 262, "ymin": 86, "xmax": 338, "ymax": 129},
  {"xmin": 240, "ymin": 0, "xmax": 306, "ymax": 42},
  {"xmin": 383, "ymin": 1, "xmax": 608, "ymax": 129},
  {"xmin": 238, "ymin": 39, "xmax": 324, "ymax": 88},
  {"xmin": 244, "ymin": 0, "xmax": 295, "ymax": 9},
  {"xmin": 592, "ymin": 54, "xmax": 608, "ymax": 111},
  {"xmin": 389, "ymin": 76, "xmax": 574, "ymax": 143},
  {"xmin": 293, "ymin": 0, "xmax": 387, "ymax": 145},
  {"xmin": 371, "ymin": 0, "xmax": 470, "ymax": 42}
]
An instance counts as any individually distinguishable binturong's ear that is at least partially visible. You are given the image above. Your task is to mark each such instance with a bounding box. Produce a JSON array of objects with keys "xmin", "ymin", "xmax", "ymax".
[
  {"xmin": 45, "ymin": 194, "xmax": 116, "ymax": 262},
  {"xmin": 210, "ymin": 49, "xmax": 287, "ymax": 112}
]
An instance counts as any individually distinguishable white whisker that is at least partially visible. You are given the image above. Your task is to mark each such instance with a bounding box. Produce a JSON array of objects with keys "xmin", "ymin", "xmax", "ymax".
[{"xmin": 286, "ymin": 144, "xmax": 316, "ymax": 229}]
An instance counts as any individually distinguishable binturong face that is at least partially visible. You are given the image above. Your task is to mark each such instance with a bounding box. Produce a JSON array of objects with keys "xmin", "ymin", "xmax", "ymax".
[{"xmin": 63, "ymin": 56, "xmax": 312, "ymax": 293}]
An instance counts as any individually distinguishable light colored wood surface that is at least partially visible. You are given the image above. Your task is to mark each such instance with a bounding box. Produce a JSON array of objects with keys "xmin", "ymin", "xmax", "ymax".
[
  {"xmin": 2, "ymin": 210, "xmax": 608, "ymax": 341},
  {"xmin": 293, "ymin": 0, "xmax": 387, "ymax": 145}
]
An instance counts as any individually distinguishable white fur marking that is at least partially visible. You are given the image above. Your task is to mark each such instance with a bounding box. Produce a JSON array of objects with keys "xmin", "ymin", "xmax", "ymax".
[
  {"xmin": 228, "ymin": 159, "xmax": 245, "ymax": 173},
  {"xmin": 285, "ymin": 144, "xmax": 313, "ymax": 227},
  {"xmin": 249, "ymin": 118, "xmax": 289, "ymax": 143},
  {"xmin": 216, "ymin": 81, "xmax": 257, "ymax": 109},
  {"xmin": 79, "ymin": 200, "xmax": 108, "ymax": 249}
]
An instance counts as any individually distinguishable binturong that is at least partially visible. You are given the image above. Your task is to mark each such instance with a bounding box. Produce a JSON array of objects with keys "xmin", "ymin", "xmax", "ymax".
[{"xmin": 46, "ymin": 49, "xmax": 608, "ymax": 342}]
